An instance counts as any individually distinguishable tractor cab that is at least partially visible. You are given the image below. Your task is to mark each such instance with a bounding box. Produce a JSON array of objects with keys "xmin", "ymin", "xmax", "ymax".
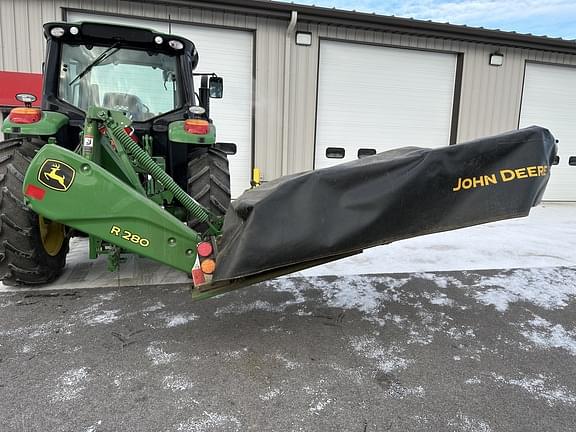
[
  {"xmin": 41, "ymin": 21, "xmax": 199, "ymax": 130},
  {"xmin": 3, "ymin": 21, "xmax": 227, "ymax": 195}
]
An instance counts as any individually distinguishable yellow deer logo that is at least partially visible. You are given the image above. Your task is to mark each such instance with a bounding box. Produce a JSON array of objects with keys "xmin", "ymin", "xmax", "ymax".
[
  {"xmin": 44, "ymin": 163, "xmax": 66, "ymax": 189},
  {"xmin": 38, "ymin": 159, "xmax": 75, "ymax": 191}
]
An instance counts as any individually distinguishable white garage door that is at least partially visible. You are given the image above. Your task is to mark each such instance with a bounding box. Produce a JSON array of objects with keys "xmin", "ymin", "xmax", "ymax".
[
  {"xmin": 315, "ymin": 40, "xmax": 457, "ymax": 169},
  {"xmin": 520, "ymin": 62, "xmax": 576, "ymax": 201},
  {"xmin": 67, "ymin": 12, "xmax": 253, "ymax": 197}
]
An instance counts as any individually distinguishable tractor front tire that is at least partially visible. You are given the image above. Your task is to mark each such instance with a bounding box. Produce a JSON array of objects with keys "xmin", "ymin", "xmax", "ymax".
[
  {"xmin": 187, "ymin": 147, "xmax": 231, "ymax": 232},
  {"xmin": 0, "ymin": 137, "xmax": 69, "ymax": 286}
]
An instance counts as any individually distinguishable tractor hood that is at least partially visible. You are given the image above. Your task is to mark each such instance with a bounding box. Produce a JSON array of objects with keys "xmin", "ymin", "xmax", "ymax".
[{"xmin": 213, "ymin": 126, "xmax": 557, "ymax": 283}]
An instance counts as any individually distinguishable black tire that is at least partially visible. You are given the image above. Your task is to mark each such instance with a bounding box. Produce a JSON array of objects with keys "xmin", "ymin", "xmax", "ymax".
[
  {"xmin": 0, "ymin": 137, "xmax": 69, "ymax": 286},
  {"xmin": 187, "ymin": 147, "xmax": 231, "ymax": 233}
]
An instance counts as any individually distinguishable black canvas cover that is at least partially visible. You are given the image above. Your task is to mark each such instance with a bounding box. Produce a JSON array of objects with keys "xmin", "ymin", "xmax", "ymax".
[{"xmin": 214, "ymin": 126, "xmax": 556, "ymax": 282}]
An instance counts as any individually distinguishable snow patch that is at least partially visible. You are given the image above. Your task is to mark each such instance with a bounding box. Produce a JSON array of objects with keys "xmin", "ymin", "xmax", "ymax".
[
  {"xmin": 415, "ymin": 272, "xmax": 464, "ymax": 289},
  {"xmin": 448, "ymin": 413, "xmax": 492, "ymax": 432},
  {"xmin": 520, "ymin": 316, "xmax": 576, "ymax": 355},
  {"xmin": 160, "ymin": 313, "xmax": 199, "ymax": 328},
  {"xmin": 52, "ymin": 367, "xmax": 89, "ymax": 402},
  {"xmin": 492, "ymin": 373, "xmax": 576, "ymax": 406},
  {"xmin": 97, "ymin": 292, "xmax": 118, "ymax": 301},
  {"xmin": 350, "ymin": 336, "xmax": 414, "ymax": 372},
  {"xmin": 385, "ymin": 383, "xmax": 425, "ymax": 399},
  {"xmin": 429, "ymin": 294, "xmax": 455, "ymax": 307},
  {"xmin": 162, "ymin": 374, "xmax": 194, "ymax": 392},
  {"xmin": 315, "ymin": 276, "xmax": 408, "ymax": 314},
  {"xmin": 259, "ymin": 388, "xmax": 282, "ymax": 401},
  {"xmin": 142, "ymin": 302, "xmax": 165, "ymax": 312},
  {"xmin": 84, "ymin": 420, "xmax": 102, "ymax": 432},
  {"xmin": 177, "ymin": 412, "xmax": 241, "ymax": 432},
  {"xmin": 465, "ymin": 377, "xmax": 482, "ymax": 385},
  {"xmin": 309, "ymin": 398, "xmax": 332, "ymax": 414},
  {"xmin": 146, "ymin": 342, "xmax": 178, "ymax": 365},
  {"xmin": 274, "ymin": 353, "xmax": 301, "ymax": 370},
  {"xmin": 86, "ymin": 309, "xmax": 120, "ymax": 325},
  {"xmin": 78, "ymin": 302, "xmax": 121, "ymax": 326},
  {"xmin": 474, "ymin": 267, "xmax": 576, "ymax": 312}
]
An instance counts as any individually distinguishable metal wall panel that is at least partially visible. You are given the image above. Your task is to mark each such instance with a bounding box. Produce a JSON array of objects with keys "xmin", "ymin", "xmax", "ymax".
[
  {"xmin": 0, "ymin": 0, "xmax": 287, "ymax": 181},
  {"xmin": 2, "ymin": 0, "xmax": 576, "ymax": 179},
  {"xmin": 287, "ymin": 22, "xmax": 576, "ymax": 172}
]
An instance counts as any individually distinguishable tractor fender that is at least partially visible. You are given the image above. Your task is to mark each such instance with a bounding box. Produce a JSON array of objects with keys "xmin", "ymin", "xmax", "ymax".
[
  {"xmin": 1, "ymin": 111, "xmax": 69, "ymax": 136},
  {"xmin": 168, "ymin": 120, "xmax": 216, "ymax": 145}
]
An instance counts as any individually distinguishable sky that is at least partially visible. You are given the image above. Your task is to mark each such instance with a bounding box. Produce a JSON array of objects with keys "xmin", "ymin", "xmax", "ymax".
[{"xmin": 279, "ymin": 0, "xmax": 576, "ymax": 40}]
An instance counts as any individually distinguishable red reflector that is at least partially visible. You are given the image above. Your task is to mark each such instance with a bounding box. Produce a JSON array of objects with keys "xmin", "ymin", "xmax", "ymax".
[
  {"xmin": 24, "ymin": 184, "xmax": 45, "ymax": 200},
  {"xmin": 197, "ymin": 241, "xmax": 213, "ymax": 257},
  {"xmin": 192, "ymin": 268, "xmax": 205, "ymax": 286},
  {"xmin": 184, "ymin": 119, "xmax": 209, "ymax": 135},
  {"xmin": 8, "ymin": 107, "xmax": 42, "ymax": 124}
]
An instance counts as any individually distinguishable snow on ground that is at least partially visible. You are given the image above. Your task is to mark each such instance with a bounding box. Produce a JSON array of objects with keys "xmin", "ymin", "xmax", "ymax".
[
  {"xmin": 293, "ymin": 203, "xmax": 576, "ymax": 277},
  {"xmin": 491, "ymin": 373, "xmax": 576, "ymax": 406},
  {"xmin": 520, "ymin": 316, "xmax": 576, "ymax": 356},
  {"xmin": 473, "ymin": 267, "xmax": 576, "ymax": 312}
]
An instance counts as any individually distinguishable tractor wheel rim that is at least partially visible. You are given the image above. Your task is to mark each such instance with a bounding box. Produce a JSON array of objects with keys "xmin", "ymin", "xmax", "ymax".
[{"xmin": 39, "ymin": 216, "xmax": 65, "ymax": 256}]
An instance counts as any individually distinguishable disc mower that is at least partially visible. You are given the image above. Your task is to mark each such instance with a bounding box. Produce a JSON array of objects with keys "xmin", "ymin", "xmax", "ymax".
[{"xmin": 1, "ymin": 22, "xmax": 557, "ymax": 300}]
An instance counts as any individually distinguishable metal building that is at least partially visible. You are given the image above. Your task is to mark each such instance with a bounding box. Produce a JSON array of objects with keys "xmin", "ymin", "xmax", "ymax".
[{"xmin": 1, "ymin": 0, "xmax": 575, "ymax": 199}]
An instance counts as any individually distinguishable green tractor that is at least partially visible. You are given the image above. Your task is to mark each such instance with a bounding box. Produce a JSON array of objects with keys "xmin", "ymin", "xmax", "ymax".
[
  {"xmin": 0, "ymin": 21, "xmax": 557, "ymax": 300},
  {"xmin": 1, "ymin": 22, "xmax": 231, "ymax": 290}
]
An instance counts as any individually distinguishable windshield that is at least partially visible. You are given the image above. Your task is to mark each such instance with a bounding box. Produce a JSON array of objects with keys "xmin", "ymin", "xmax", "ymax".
[{"xmin": 58, "ymin": 43, "xmax": 181, "ymax": 121}]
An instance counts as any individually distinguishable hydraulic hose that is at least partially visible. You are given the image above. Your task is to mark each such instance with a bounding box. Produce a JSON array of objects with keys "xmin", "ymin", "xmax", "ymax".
[{"xmin": 104, "ymin": 118, "xmax": 221, "ymax": 233}]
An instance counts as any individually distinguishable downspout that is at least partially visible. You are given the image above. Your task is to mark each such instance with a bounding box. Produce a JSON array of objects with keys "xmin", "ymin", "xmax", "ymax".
[{"xmin": 281, "ymin": 11, "xmax": 297, "ymax": 175}]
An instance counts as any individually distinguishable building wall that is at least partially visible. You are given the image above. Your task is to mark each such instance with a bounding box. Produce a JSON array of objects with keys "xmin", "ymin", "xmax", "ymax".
[
  {"xmin": 287, "ymin": 21, "xmax": 576, "ymax": 172},
  {"xmin": 2, "ymin": 0, "xmax": 576, "ymax": 178}
]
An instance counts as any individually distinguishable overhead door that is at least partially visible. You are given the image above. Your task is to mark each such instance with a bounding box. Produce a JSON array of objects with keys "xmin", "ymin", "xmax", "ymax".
[
  {"xmin": 67, "ymin": 12, "xmax": 253, "ymax": 197},
  {"xmin": 315, "ymin": 40, "xmax": 457, "ymax": 169},
  {"xmin": 520, "ymin": 62, "xmax": 576, "ymax": 201}
]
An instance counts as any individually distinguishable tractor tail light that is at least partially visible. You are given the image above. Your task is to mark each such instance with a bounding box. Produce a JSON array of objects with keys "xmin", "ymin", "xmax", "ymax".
[
  {"xmin": 184, "ymin": 119, "xmax": 209, "ymax": 135},
  {"xmin": 197, "ymin": 241, "xmax": 213, "ymax": 257},
  {"xmin": 191, "ymin": 240, "xmax": 217, "ymax": 288},
  {"xmin": 8, "ymin": 108, "xmax": 42, "ymax": 124},
  {"xmin": 200, "ymin": 258, "xmax": 216, "ymax": 275}
]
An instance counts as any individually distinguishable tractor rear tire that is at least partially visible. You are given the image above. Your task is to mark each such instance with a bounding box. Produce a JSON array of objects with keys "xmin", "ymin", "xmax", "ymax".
[
  {"xmin": 0, "ymin": 137, "xmax": 69, "ymax": 286},
  {"xmin": 187, "ymin": 147, "xmax": 231, "ymax": 233}
]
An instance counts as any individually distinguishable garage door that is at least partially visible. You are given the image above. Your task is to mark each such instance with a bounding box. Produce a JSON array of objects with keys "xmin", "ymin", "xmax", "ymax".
[
  {"xmin": 67, "ymin": 12, "xmax": 253, "ymax": 197},
  {"xmin": 520, "ymin": 62, "xmax": 576, "ymax": 201},
  {"xmin": 315, "ymin": 40, "xmax": 457, "ymax": 169}
]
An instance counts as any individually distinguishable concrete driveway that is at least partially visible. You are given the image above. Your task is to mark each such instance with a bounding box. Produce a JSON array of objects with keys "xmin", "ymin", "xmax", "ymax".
[
  {"xmin": 0, "ymin": 204, "xmax": 575, "ymax": 431},
  {"xmin": 1, "ymin": 268, "xmax": 576, "ymax": 432}
]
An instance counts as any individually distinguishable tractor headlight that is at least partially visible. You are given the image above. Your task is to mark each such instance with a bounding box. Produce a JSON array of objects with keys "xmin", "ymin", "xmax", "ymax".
[
  {"xmin": 168, "ymin": 40, "xmax": 184, "ymax": 50},
  {"xmin": 69, "ymin": 26, "xmax": 79, "ymax": 35},
  {"xmin": 154, "ymin": 36, "xmax": 164, "ymax": 44},
  {"xmin": 50, "ymin": 27, "xmax": 65, "ymax": 37}
]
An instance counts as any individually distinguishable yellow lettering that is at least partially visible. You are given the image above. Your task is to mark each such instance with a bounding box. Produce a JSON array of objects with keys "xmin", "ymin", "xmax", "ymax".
[
  {"xmin": 527, "ymin": 166, "xmax": 538, "ymax": 177},
  {"xmin": 515, "ymin": 167, "xmax": 528, "ymax": 179},
  {"xmin": 452, "ymin": 177, "xmax": 462, "ymax": 192},
  {"xmin": 543, "ymin": 165, "xmax": 548, "ymax": 176},
  {"xmin": 462, "ymin": 178, "xmax": 473, "ymax": 189},
  {"xmin": 500, "ymin": 169, "xmax": 515, "ymax": 182},
  {"xmin": 472, "ymin": 176, "xmax": 485, "ymax": 187},
  {"xmin": 484, "ymin": 174, "xmax": 497, "ymax": 185},
  {"xmin": 537, "ymin": 166, "xmax": 544, "ymax": 176},
  {"xmin": 110, "ymin": 226, "xmax": 121, "ymax": 236}
]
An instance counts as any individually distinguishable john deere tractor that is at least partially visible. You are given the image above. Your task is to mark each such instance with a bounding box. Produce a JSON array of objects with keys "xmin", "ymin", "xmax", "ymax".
[{"xmin": 0, "ymin": 21, "xmax": 557, "ymax": 300}]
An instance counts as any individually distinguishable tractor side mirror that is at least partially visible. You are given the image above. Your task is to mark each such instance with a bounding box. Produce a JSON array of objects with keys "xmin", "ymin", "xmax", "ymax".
[
  {"xmin": 209, "ymin": 77, "xmax": 223, "ymax": 99},
  {"xmin": 215, "ymin": 142, "xmax": 237, "ymax": 155}
]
